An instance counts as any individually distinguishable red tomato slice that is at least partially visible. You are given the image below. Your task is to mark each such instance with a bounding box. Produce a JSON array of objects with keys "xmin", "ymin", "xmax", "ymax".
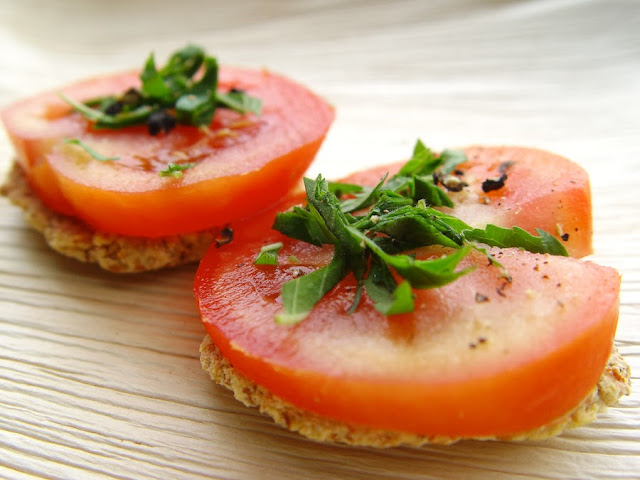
[
  {"xmin": 344, "ymin": 146, "xmax": 592, "ymax": 257},
  {"xmin": 195, "ymin": 233, "xmax": 619, "ymax": 437},
  {"xmin": 195, "ymin": 155, "xmax": 609, "ymax": 437},
  {"xmin": 1, "ymin": 68, "xmax": 334, "ymax": 237}
]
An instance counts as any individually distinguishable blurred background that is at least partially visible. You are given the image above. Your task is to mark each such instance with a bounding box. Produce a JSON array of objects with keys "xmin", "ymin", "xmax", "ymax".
[{"xmin": 1, "ymin": 0, "xmax": 638, "ymax": 180}]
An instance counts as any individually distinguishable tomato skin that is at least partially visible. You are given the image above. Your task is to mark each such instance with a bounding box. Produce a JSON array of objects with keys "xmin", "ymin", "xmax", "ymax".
[
  {"xmin": 345, "ymin": 146, "xmax": 592, "ymax": 258},
  {"xmin": 50, "ymin": 135, "xmax": 327, "ymax": 236},
  {"xmin": 2, "ymin": 68, "xmax": 334, "ymax": 237},
  {"xmin": 195, "ymin": 233, "xmax": 619, "ymax": 437}
]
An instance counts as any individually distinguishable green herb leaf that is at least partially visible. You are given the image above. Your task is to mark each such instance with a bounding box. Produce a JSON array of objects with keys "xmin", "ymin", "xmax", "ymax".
[
  {"xmin": 367, "ymin": 205, "xmax": 464, "ymax": 249},
  {"xmin": 60, "ymin": 93, "xmax": 108, "ymax": 122},
  {"xmin": 175, "ymin": 93, "xmax": 216, "ymax": 126},
  {"xmin": 63, "ymin": 138, "xmax": 119, "ymax": 162},
  {"xmin": 272, "ymin": 206, "xmax": 334, "ymax": 247},
  {"xmin": 191, "ymin": 56, "xmax": 219, "ymax": 96},
  {"xmin": 338, "ymin": 174, "xmax": 388, "ymax": 213},
  {"xmin": 372, "ymin": 244, "xmax": 474, "ymax": 289},
  {"xmin": 216, "ymin": 90, "xmax": 262, "ymax": 115},
  {"xmin": 463, "ymin": 225, "xmax": 569, "ymax": 256},
  {"xmin": 364, "ymin": 260, "xmax": 414, "ymax": 315},
  {"xmin": 397, "ymin": 140, "xmax": 437, "ymax": 177},
  {"xmin": 275, "ymin": 254, "xmax": 348, "ymax": 325},
  {"xmin": 140, "ymin": 53, "xmax": 173, "ymax": 103},
  {"xmin": 263, "ymin": 140, "xmax": 566, "ymax": 323},
  {"xmin": 439, "ymin": 149, "xmax": 467, "ymax": 175},
  {"xmin": 175, "ymin": 56, "xmax": 219, "ymax": 125},
  {"xmin": 60, "ymin": 45, "xmax": 261, "ymax": 133},
  {"xmin": 94, "ymin": 105, "xmax": 156, "ymax": 129},
  {"xmin": 304, "ymin": 176, "xmax": 365, "ymax": 259},
  {"xmin": 159, "ymin": 162, "xmax": 195, "ymax": 178},
  {"xmin": 160, "ymin": 44, "xmax": 205, "ymax": 78},
  {"xmin": 254, "ymin": 242, "xmax": 283, "ymax": 266},
  {"xmin": 412, "ymin": 175, "xmax": 454, "ymax": 207},
  {"xmin": 328, "ymin": 181, "xmax": 364, "ymax": 197}
]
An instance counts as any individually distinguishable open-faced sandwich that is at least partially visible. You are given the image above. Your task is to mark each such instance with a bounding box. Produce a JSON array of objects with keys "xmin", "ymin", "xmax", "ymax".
[
  {"xmin": 1, "ymin": 45, "xmax": 334, "ymax": 272},
  {"xmin": 195, "ymin": 141, "xmax": 630, "ymax": 447}
]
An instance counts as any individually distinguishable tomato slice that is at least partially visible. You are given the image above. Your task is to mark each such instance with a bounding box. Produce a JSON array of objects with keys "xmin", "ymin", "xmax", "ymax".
[
  {"xmin": 344, "ymin": 146, "xmax": 592, "ymax": 258},
  {"xmin": 195, "ymin": 155, "xmax": 610, "ymax": 437},
  {"xmin": 195, "ymin": 232, "xmax": 619, "ymax": 437},
  {"xmin": 1, "ymin": 68, "xmax": 334, "ymax": 237}
]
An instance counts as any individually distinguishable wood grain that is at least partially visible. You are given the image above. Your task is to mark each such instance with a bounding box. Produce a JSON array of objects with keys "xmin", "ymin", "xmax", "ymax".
[{"xmin": 0, "ymin": 0, "xmax": 638, "ymax": 478}]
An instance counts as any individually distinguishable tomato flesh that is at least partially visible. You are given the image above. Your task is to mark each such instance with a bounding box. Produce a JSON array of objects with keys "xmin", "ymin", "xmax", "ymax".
[
  {"xmin": 2, "ymin": 68, "xmax": 334, "ymax": 237},
  {"xmin": 195, "ymin": 233, "xmax": 619, "ymax": 437},
  {"xmin": 345, "ymin": 146, "xmax": 592, "ymax": 258},
  {"xmin": 195, "ymin": 153, "xmax": 611, "ymax": 437}
]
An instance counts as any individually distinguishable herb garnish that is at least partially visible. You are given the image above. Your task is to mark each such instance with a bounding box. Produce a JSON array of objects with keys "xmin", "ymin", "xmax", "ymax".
[
  {"xmin": 159, "ymin": 162, "xmax": 195, "ymax": 178},
  {"xmin": 61, "ymin": 45, "xmax": 262, "ymax": 135},
  {"xmin": 63, "ymin": 138, "xmax": 119, "ymax": 162},
  {"xmin": 268, "ymin": 140, "xmax": 568, "ymax": 324},
  {"xmin": 254, "ymin": 242, "xmax": 284, "ymax": 266}
]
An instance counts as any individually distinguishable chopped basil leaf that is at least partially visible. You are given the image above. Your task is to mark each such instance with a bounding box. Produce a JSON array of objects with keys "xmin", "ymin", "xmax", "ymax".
[
  {"xmin": 327, "ymin": 181, "xmax": 364, "ymax": 197},
  {"xmin": 397, "ymin": 139, "xmax": 440, "ymax": 177},
  {"xmin": 141, "ymin": 53, "xmax": 173, "ymax": 103},
  {"xmin": 276, "ymin": 254, "xmax": 348, "ymax": 325},
  {"xmin": 463, "ymin": 225, "xmax": 568, "ymax": 256},
  {"xmin": 60, "ymin": 93, "xmax": 108, "ymax": 123},
  {"xmin": 364, "ymin": 260, "xmax": 414, "ymax": 315},
  {"xmin": 439, "ymin": 149, "xmax": 467, "ymax": 175},
  {"xmin": 175, "ymin": 93, "xmax": 216, "ymax": 126},
  {"xmin": 272, "ymin": 206, "xmax": 335, "ymax": 246},
  {"xmin": 159, "ymin": 162, "xmax": 195, "ymax": 178},
  {"xmin": 370, "ymin": 244, "xmax": 473, "ymax": 289},
  {"xmin": 161, "ymin": 44, "xmax": 205, "ymax": 78},
  {"xmin": 412, "ymin": 175, "xmax": 454, "ymax": 207},
  {"xmin": 217, "ymin": 90, "xmax": 262, "ymax": 116},
  {"xmin": 338, "ymin": 174, "xmax": 388, "ymax": 213},
  {"xmin": 366, "ymin": 206, "xmax": 463, "ymax": 249},
  {"xmin": 266, "ymin": 140, "xmax": 568, "ymax": 323},
  {"xmin": 63, "ymin": 138, "xmax": 119, "ymax": 162},
  {"xmin": 304, "ymin": 176, "xmax": 366, "ymax": 260},
  {"xmin": 60, "ymin": 44, "xmax": 261, "ymax": 134},
  {"xmin": 254, "ymin": 242, "xmax": 283, "ymax": 266}
]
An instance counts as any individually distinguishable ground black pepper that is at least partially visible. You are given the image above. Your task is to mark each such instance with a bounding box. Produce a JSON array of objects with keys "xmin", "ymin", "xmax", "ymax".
[{"xmin": 482, "ymin": 173, "xmax": 508, "ymax": 193}]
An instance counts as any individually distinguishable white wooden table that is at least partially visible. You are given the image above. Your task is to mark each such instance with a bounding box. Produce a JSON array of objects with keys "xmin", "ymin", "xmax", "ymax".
[{"xmin": 0, "ymin": 1, "xmax": 638, "ymax": 478}]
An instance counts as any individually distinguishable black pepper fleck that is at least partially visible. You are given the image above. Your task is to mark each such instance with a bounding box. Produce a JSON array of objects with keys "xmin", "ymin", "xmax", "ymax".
[
  {"xmin": 147, "ymin": 110, "xmax": 176, "ymax": 136},
  {"xmin": 475, "ymin": 293, "xmax": 489, "ymax": 303},
  {"xmin": 482, "ymin": 173, "xmax": 508, "ymax": 193},
  {"xmin": 561, "ymin": 233, "xmax": 569, "ymax": 241}
]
